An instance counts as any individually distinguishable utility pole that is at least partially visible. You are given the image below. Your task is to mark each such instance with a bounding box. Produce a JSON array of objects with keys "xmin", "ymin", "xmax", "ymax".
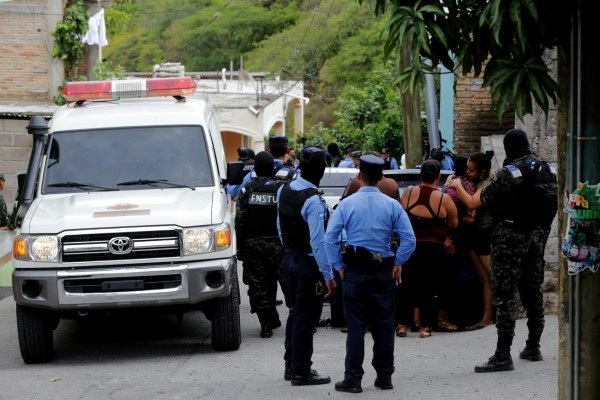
[
  {"xmin": 564, "ymin": 2, "xmax": 600, "ymax": 398},
  {"xmin": 84, "ymin": 0, "xmax": 101, "ymax": 80},
  {"xmin": 399, "ymin": 39, "xmax": 423, "ymax": 168}
]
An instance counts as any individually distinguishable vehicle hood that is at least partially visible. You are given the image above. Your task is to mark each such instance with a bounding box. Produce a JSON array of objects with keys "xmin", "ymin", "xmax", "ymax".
[{"xmin": 25, "ymin": 188, "xmax": 218, "ymax": 233}]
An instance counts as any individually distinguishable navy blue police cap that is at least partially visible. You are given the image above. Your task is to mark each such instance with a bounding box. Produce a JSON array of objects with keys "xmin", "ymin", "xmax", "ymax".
[
  {"xmin": 268, "ymin": 136, "xmax": 288, "ymax": 149},
  {"xmin": 300, "ymin": 146, "xmax": 327, "ymax": 166},
  {"xmin": 237, "ymin": 146, "xmax": 250, "ymax": 160},
  {"xmin": 359, "ymin": 154, "xmax": 384, "ymax": 175}
]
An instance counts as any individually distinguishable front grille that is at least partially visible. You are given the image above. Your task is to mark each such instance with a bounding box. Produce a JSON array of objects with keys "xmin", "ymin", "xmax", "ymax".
[
  {"xmin": 63, "ymin": 274, "xmax": 182, "ymax": 294},
  {"xmin": 62, "ymin": 230, "xmax": 181, "ymax": 262}
]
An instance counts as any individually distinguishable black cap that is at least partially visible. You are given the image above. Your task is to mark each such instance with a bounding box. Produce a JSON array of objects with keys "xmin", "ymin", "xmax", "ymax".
[
  {"xmin": 254, "ymin": 151, "xmax": 274, "ymax": 177},
  {"xmin": 381, "ymin": 148, "xmax": 390, "ymax": 154},
  {"xmin": 359, "ymin": 154, "xmax": 384, "ymax": 175},
  {"xmin": 268, "ymin": 136, "xmax": 288, "ymax": 148},
  {"xmin": 237, "ymin": 146, "xmax": 250, "ymax": 160},
  {"xmin": 351, "ymin": 150, "xmax": 362, "ymax": 158},
  {"xmin": 300, "ymin": 146, "xmax": 327, "ymax": 166}
]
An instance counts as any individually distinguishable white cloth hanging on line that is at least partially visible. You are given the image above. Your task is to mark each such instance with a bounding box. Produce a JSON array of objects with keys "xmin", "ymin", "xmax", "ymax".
[{"xmin": 81, "ymin": 8, "xmax": 108, "ymax": 47}]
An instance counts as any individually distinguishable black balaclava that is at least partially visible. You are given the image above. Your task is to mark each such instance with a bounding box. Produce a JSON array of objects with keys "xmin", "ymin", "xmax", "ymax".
[
  {"xmin": 254, "ymin": 151, "xmax": 274, "ymax": 178},
  {"xmin": 299, "ymin": 146, "xmax": 327, "ymax": 187},
  {"xmin": 503, "ymin": 128, "xmax": 531, "ymax": 165}
]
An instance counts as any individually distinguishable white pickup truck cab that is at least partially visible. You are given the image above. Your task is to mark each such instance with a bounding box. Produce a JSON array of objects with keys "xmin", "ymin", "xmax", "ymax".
[{"xmin": 12, "ymin": 77, "xmax": 244, "ymax": 363}]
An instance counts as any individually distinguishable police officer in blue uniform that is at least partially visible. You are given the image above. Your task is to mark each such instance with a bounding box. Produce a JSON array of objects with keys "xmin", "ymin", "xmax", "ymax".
[
  {"xmin": 277, "ymin": 146, "xmax": 336, "ymax": 386},
  {"xmin": 325, "ymin": 154, "xmax": 416, "ymax": 393}
]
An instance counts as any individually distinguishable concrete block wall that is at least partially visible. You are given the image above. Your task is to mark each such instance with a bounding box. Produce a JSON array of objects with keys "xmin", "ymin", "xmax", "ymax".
[{"xmin": 0, "ymin": 119, "xmax": 32, "ymax": 212}]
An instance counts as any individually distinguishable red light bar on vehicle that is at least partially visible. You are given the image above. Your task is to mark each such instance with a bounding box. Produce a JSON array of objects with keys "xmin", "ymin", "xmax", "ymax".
[{"xmin": 62, "ymin": 77, "xmax": 197, "ymax": 102}]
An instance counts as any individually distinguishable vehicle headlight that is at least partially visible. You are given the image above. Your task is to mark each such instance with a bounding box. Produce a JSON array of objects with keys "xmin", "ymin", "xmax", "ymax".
[
  {"xmin": 13, "ymin": 235, "xmax": 60, "ymax": 262},
  {"xmin": 183, "ymin": 228, "xmax": 213, "ymax": 255},
  {"xmin": 182, "ymin": 224, "xmax": 231, "ymax": 255}
]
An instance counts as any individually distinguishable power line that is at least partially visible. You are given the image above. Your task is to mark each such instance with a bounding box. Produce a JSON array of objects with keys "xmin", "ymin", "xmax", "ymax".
[
  {"xmin": 279, "ymin": 0, "xmax": 323, "ymax": 77},
  {"xmin": 152, "ymin": 0, "xmax": 236, "ymax": 76}
]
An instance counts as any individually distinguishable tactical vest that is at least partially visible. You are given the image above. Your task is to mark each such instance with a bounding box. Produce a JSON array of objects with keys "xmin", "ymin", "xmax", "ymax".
[
  {"xmin": 383, "ymin": 158, "xmax": 391, "ymax": 170},
  {"xmin": 240, "ymin": 178, "xmax": 285, "ymax": 238},
  {"xmin": 278, "ymin": 185, "xmax": 327, "ymax": 253},
  {"xmin": 273, "ymin": 163, "xmax": 296, "ymax": 181},
  {"xmin": 248, "ymin": 163, "xmax": 296, "ymax": 181},
  {"xmin": 501, "ymin": 159, "xmax": 558, "ymax": 230},
  {"xmin": 241, "ymin": 159, "xmax": 255, "ymax": 176}
]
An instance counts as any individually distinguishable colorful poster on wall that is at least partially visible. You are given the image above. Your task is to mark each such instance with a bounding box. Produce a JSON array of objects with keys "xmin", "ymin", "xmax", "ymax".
[{"xmin": 562, "ymin": 182, "xmax": 600, "ymax": 275}]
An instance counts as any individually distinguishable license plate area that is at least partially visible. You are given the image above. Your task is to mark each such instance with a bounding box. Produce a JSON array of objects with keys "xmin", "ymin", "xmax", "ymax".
[{"xmin": 101, "ymin": 279, "xmax": 144, "ymax": 292}]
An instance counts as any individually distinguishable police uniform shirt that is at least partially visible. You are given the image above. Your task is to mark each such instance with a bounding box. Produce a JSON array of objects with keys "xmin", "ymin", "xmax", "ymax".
[
  {"xmin": 228, "ymin": 159, "xmax": 295, "ymax": 198},
  {"xmin": 325, "ymin": 186, "xmax": 416, "ymax": 270},
  {"xmin": 338, "ymin": 157, "xmax": 354, "ymax": 168},
  {"xmin": 276, "ymin": 175, "xmax": 334, "ymax": 281},
  {"xmin": 440, "ymin": 146, "xmax": 454, "ymax": 170},
  {"xmin": 386, "ymin": 157, "xmax": 399, "ymax": 170}
]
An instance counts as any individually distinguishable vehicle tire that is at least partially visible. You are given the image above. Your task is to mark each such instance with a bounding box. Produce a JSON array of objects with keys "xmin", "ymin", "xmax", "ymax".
[
  {"xmin": 16, "ymin": 304, "xmax": 57, "ymax": 364},
  {"xmin": 211, "ymin": 271, "xmax": 241, "ymax": 351}
]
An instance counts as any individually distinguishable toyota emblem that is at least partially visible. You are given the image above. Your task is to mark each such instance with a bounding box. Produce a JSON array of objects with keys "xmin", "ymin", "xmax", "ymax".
[{"xmin": 108, "ymin": 237, "xmax": 133, "ymax": 255}]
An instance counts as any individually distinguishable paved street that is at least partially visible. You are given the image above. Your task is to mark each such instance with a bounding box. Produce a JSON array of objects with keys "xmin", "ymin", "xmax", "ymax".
[{"xmin": 0, "ymin": 261, "xmax": 558, "ymax": 400}]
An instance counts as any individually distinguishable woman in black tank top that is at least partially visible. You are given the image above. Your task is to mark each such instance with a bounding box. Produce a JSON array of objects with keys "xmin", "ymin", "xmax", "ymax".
[{"xmin": 396, "ymin": 160, "xmax": 458, "ymax": 338}]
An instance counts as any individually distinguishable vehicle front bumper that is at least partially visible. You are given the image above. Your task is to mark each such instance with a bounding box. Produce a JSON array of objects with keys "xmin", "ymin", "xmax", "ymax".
[{"xmin": 12, "ymin": 257, "xmax": 237, "ymax": 310}]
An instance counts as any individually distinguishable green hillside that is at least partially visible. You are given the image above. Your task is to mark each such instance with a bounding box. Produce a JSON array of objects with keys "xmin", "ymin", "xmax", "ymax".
[{"xmin": 105, "ymin": 0, "xmax": 393, "ymax": 132}]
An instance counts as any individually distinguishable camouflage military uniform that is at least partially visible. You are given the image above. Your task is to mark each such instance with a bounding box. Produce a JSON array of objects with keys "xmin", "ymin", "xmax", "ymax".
[
  {"xmin": 481, "ymin": 155, "xmax": 550, "ymax": 354},
  {"xmin": 235, "ymin": 179, "xmax": 287, "ymax": 332},
  {"xmin": 0, "ymin": 193, "xmax": 8, "ymax": 228},
  {"xmin": 239, "ymin": 237, "xmax": 286, "ymax": 317}
]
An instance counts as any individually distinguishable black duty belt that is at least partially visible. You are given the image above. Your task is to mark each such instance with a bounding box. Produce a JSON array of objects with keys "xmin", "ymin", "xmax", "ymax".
[{"xmin": 341, "ymin": 245, "xmax": 394, "ymax": 269}]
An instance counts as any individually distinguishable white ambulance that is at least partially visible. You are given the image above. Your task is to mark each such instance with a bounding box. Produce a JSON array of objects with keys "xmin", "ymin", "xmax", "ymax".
[{"xmin": 12, "ymin": 77, "xmax": 243, "ymax": 363}]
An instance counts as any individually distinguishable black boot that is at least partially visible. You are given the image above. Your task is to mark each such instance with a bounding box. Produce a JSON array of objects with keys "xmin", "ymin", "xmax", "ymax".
[
  {"xmin": 519, "ymin": 345, "xmax": 543, "ymax": 361},
  {"xmin": 257, "ymin": 310, "xmax": 273, "ymax": 338},
  {"xmin": 374, "ymin": 376, "xmax": 393, "ymax": 390},
  {"xmin": 260, "ymin": 322, "xmax": 273, "ymax": 338},
  {"xmin": 475, "ymin": 332, "xmax": 514, "ymax": 373},
  {"xmin": 520, "ymin": 328, "xmax": 543, "ymax": 361},
  {"xmin": 474, "ymin": 352, "xmax": 514, "ymax": 372}
]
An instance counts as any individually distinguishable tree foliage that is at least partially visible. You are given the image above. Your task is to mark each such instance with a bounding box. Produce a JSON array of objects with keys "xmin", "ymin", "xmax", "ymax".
[
  {"xmin": 51, "ymin": 0, "xmax": 89, "ymax": 80},
  {"xmin": 359, "ymin": 0, "xmax": 563, "ymax": 120},
  {"xmin": 300, "ymin": 66, "xmax": 403, "ymax": 157},
  {"xmin": 105, "ymin": 0, "xmax": 300, "ymax": 72}
]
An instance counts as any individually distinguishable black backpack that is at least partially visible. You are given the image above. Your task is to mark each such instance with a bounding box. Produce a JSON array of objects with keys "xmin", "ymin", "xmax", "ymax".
[{"xmin": 505, "ymin": 160, "xmax": 558, "ymax": 231}]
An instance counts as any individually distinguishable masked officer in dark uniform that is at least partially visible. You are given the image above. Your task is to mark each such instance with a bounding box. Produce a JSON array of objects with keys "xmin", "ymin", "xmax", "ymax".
[
  {"xmin": 237, "ymin": 146, "xmax": 255, "ymax": 177},
  {"xmin": 228, "ymin": 136, "xmax": 295, "ymax": 199},
  {"xmin": 235, "ymin": 151, "xmax": 287, "ymax": 338},
  {"xmin": 474, "ymin": 129, "xmax": 557, "ymax": 372},
  {"xmin": 325, "ymin": 155, "xmax": 416, "ymax": 393},
  {"xmin": 277, "ymin": 146, "xmax": 336, "ymax": 386}
]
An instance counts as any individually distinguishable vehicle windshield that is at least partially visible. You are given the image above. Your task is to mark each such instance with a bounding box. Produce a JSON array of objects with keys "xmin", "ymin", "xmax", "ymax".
[{"xmin": 43, "ymin": 126, "xmax": 214, "ymax": 194}]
